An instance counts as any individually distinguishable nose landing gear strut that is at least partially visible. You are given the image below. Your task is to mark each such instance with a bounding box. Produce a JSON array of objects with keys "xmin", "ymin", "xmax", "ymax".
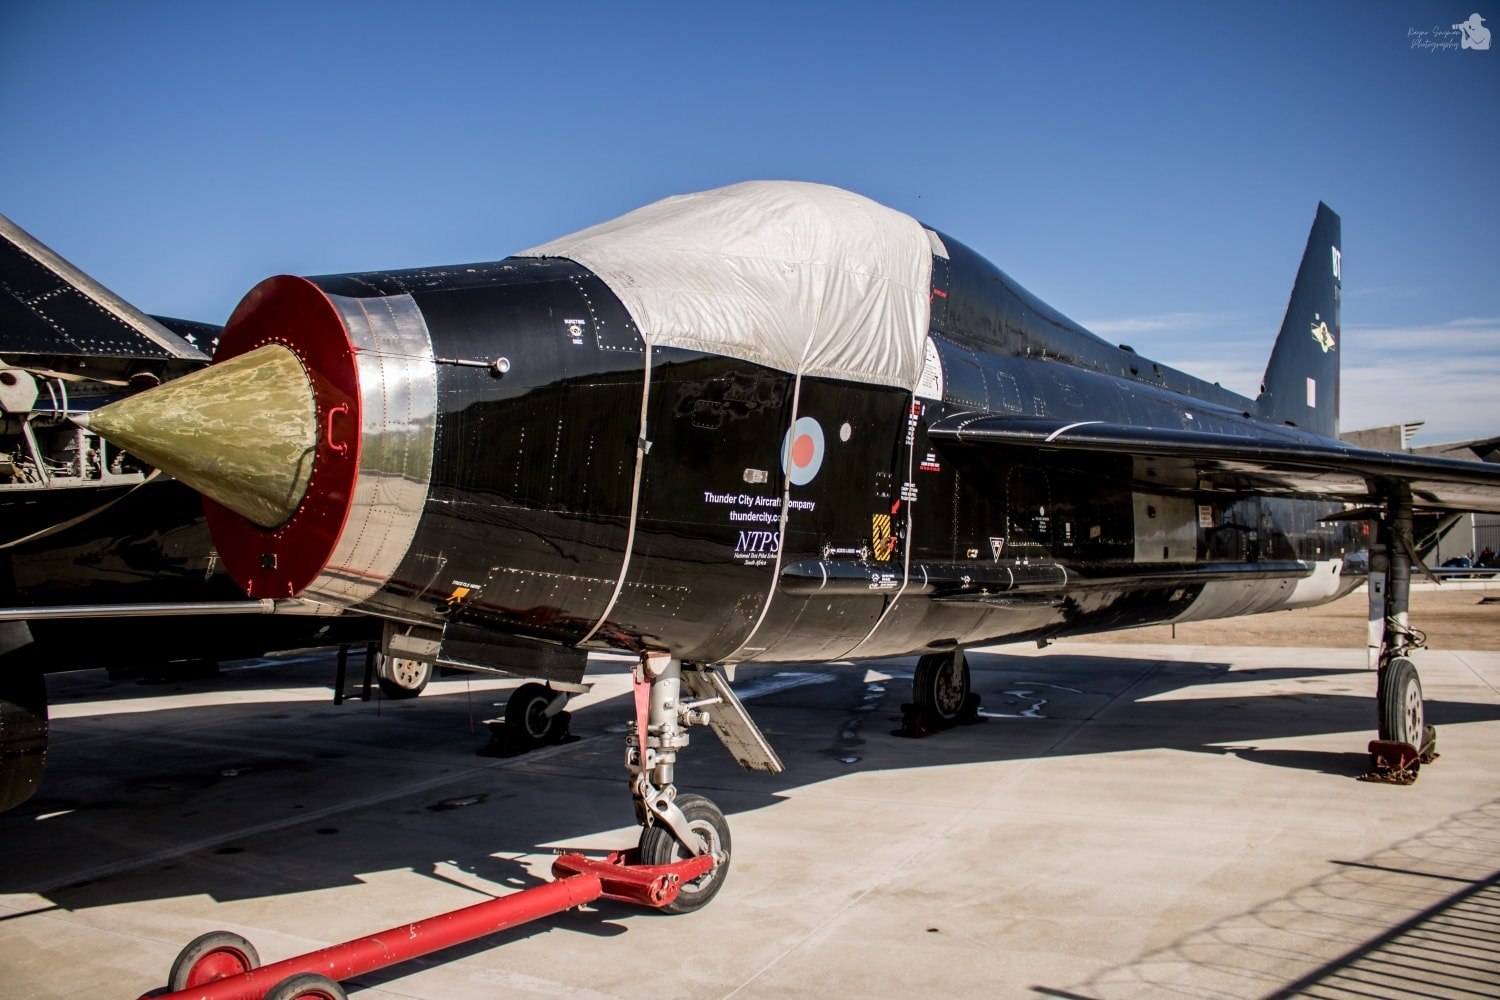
[{"xmin": 624, "ymin": 653, "xmax": 732, "ymax": 914}]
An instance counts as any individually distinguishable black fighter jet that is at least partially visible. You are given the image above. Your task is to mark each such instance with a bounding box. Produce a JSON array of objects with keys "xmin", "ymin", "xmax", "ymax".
[{"xmin": 20, "ymin": 183, "xmax": 1500, "ymax": 912}]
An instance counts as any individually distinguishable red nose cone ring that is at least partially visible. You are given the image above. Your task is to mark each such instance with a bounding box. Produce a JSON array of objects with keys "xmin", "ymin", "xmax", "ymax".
[{"xmin": 206, "ymin": 276, "xmax": 362, "ymax": 599}]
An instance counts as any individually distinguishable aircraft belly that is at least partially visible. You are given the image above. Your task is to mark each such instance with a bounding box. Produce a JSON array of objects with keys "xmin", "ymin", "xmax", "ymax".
[
  {"xmin": 0, "ymin": 477, "xmax": 237, "ymax": 604},
  {"xmin": 1170, "ymin": 577, "xmax": 1291, "ymax": 624},
  {"xmin": 1280, "ymin": 558, "xmax": 1347, "ymax": 610},
  {"xmin": 1169, "ymin": 557, "xmax": 1349, "ymax": 625}
]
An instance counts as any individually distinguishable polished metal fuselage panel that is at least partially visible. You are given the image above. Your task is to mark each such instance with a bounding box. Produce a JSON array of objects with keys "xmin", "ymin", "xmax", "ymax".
[{"xmin": 305, "ymin": 293, "xmax": 437, "ymax": 608}]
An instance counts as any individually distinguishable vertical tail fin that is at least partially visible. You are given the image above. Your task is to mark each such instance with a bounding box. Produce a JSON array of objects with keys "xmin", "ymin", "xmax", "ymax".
[{"xmin": 1256, "ymin": 203, "xmax": 1341, "ymax": 437}]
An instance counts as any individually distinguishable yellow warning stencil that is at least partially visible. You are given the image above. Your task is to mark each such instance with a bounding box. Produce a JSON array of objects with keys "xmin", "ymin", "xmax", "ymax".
[{"xmin": 871, "ymin": 514, "xmax": 895, "ymax": 562}]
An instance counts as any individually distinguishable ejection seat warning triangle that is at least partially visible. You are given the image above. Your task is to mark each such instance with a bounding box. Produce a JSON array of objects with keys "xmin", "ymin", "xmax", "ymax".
[{"xmin": 990, "ymin": 537, "xmax": 1005, "ymax": 560}]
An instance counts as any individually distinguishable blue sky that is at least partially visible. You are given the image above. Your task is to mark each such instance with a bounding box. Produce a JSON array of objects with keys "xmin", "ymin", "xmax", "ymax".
[{"xmin": 3, "ymin": 2, "xmax": 1496, "ymax": 443}]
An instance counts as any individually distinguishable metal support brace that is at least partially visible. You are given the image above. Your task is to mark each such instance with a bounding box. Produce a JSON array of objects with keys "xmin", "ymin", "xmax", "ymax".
[{"xmin": 542, "ymin": 687, "xmax": 571, "ymax": 718}]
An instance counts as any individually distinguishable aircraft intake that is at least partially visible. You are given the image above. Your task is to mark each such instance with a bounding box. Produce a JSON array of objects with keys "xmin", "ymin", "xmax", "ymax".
[{"xmin": 82, "ymin": 274, "xmax": 437, "ymax": 606}]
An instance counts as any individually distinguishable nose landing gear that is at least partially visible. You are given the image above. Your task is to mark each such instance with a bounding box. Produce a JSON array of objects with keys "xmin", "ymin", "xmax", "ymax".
[{"xmin": 623, "ymin": 653, "xmax": 746, "ymax": 913}]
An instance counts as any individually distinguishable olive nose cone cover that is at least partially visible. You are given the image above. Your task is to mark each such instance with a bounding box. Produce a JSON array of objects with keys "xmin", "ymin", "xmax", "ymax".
[{"xmin": 85, "ymin": 343, "xmax": 316, "ymax": 528}]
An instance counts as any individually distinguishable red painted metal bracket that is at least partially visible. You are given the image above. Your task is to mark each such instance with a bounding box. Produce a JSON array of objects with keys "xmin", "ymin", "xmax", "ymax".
[{"xmin": 552, "ymin": 848, "xmax": 714, "ymax": 907}]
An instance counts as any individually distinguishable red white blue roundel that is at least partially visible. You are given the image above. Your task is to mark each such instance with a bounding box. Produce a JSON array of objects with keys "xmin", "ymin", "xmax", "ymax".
[{"xmin": 782, "ymin": 416, "xmax": 825, "ymax": 486}]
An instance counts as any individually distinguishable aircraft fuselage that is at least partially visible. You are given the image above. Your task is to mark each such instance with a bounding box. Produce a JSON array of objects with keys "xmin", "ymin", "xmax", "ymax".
[{"xmin": 208, "ymin": 235, "xmax": 1360, "ymax": 674}]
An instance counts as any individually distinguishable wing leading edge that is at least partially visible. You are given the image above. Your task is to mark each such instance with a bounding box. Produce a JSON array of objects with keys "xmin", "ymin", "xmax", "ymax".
[{"xmin": 927, "ymin": 414, "xmax": 1500, "ymax": 514}]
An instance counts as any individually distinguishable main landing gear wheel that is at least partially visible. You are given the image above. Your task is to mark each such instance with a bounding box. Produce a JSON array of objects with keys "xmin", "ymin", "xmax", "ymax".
[
  {"xmin": 1378, "ymin": 655, "xmax": 1424, "ymax": 747},
  {"xmin": 637, "ymin": 793, "xmax": 730, "ymax": 915},
  {"xmin": 264, "ymin": 972, "xmax": 348, "ymax": 1000},
  {"xmin": 914, "ymin": 650, "xmax": 971, "ymax": 726},
  {"xmin": 168, "ymin": 930, "xmax": 260, "ymax": 990},
  {"xmin": 506, "ymin": 682, "xmax": 567, "ymax": 747},
  {"xmin": 376, "ymin": 654, "xmax": 430, "ymax": 700}
]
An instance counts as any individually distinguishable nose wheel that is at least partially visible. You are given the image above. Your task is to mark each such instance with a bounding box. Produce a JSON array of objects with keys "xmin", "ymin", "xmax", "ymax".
[{"xmin": 636, "ymin": 792, "xmax": 731, "ymax": 914}]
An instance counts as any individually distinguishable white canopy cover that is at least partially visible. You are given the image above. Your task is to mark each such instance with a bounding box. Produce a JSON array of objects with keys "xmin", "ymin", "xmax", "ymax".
[{"xmin": 517, "ymin": 181, "xmax": 934, "ymax": 390}]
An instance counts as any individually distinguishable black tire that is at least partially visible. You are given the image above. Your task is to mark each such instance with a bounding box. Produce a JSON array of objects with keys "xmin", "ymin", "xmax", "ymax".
[
  {"xmin": 263, "ymin": 972, "xmax": 348, "ymax": 1000},
  {"xmin": 376, "ymin": 655, "xmax": 430, "ymax": 700},
  {"xmin": 637, "ymin": 793, "xmax": 731, "ymax": 915},
  {"xmin": 1378, "ymin": 656, "xmax": 1425, "ymax": 746},
  {"xmin": 505, "ymin": 682, "xmax": 560, "ymax": 743},
  {"xmin": 913, "ymin": 650, "xmax": 970, "ymax": 725},
  {"xmin": 0, "ymin": 667, "xmax": 47, "ymax": 814},
  {"xmin": 168, "ymin": 930, "xmax": 260, "ymax": 990}
]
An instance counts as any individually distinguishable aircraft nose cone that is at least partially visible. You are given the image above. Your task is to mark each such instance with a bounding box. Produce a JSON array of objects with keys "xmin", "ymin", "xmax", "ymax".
[{"xmin": 82, "ymin": 343, "xmax": 317, "ymax": 528}]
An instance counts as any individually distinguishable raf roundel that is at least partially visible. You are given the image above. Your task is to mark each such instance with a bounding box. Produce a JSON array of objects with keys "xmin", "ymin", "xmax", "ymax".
[{"xmin": 782, "ymin": 416, "xmax": 825, "ymax": 486}]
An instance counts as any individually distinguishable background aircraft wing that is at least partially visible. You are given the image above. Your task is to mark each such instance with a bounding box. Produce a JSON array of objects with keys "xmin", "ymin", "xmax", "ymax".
[
  {"xmin": 0, "ymin": 212, "xmax": 209, "ymax": 362},
  {"xmin": 927, "ymin": 414, "xmax": 1500, "ymax": 514}
]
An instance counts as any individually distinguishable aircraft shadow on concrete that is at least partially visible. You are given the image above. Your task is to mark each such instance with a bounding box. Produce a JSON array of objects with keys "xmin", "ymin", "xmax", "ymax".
[{"xmin": 5, "ymin": 646, "xmax": 1499, "ymax": 919}]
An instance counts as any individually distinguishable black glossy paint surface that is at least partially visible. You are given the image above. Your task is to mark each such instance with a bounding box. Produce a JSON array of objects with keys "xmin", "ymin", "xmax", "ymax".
[{"xmin": 290, "ymin": 241, "xmax": 1376, "ymax": 670}]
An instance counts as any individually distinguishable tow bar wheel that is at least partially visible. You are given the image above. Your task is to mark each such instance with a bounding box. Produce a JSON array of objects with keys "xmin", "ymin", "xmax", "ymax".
[
  {"xmin": 265, "ymin": 972, "xmax": 348, "ymax": 1000},
  {"xmin": 637, "ymin": 793, "xmax": 731, "ymax": 915},
  {"xmin": 168, "ymin": 930, "xmax": 260, "ymax": 990}
]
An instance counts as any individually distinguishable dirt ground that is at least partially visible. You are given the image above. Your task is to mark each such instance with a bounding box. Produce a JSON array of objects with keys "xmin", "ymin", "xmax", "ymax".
[{"xmin": 1084, "ymin": 586, "xmax": 1500, "ymax": 649}]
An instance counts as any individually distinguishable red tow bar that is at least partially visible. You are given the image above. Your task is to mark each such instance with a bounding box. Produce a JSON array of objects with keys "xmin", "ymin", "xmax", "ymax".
[{"xmin": 145, "ymin": 851, "xmax": 715, "ymax": 1000}]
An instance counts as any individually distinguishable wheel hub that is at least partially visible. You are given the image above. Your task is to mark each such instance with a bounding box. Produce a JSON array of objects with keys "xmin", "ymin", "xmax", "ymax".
[
  {"xmin": 934, "ymin": 659, "xmax": 965, "ymax": 715},
  {"xmin": 1405, "ymin": 683, "xmax": 1424, "ymax": 744},
  {"xmin": 390, "ymin": 658, "xmax": 425, "ymax": 688}
]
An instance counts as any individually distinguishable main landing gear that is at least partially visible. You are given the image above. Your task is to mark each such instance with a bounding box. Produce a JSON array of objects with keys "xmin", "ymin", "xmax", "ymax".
[
  {"xmin": 1364, "ymin": 487, "xmax": 1438, "ymax": 784},
  {"xmin": 375, "ymin": 653, "xmax": 430, "ymax": 700},
  {"xmin": 898, "ymin": 649, "xmax": 982, "ymax": 736},
  {"xmin": 480, "ymin": 682, "xmax": 577, "ymax": 757}
]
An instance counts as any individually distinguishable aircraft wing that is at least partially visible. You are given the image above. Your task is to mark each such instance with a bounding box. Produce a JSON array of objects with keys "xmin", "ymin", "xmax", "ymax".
[
  {"xmin": 0, "ymin": 212, "xmax": 209, "ymax": 362},
  {"xmin": 927, "ymin": 414, "xmax": 1500, "ymax": 514}
]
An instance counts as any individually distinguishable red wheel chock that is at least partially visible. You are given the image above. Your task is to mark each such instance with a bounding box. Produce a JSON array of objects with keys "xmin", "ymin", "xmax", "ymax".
[
  {"xmin": 143, "ymin": 850, "xmax": 716, "ymax": 1000},
  {"xmin": 1359, "ymin": 727, "xmax": 1439, "ymax": 786}
]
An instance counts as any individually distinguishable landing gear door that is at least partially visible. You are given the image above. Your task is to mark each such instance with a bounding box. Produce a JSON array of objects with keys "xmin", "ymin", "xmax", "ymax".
[{"xmin": 1133, "ymin": 493, "xmax": 1197, "ymax": 563}]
